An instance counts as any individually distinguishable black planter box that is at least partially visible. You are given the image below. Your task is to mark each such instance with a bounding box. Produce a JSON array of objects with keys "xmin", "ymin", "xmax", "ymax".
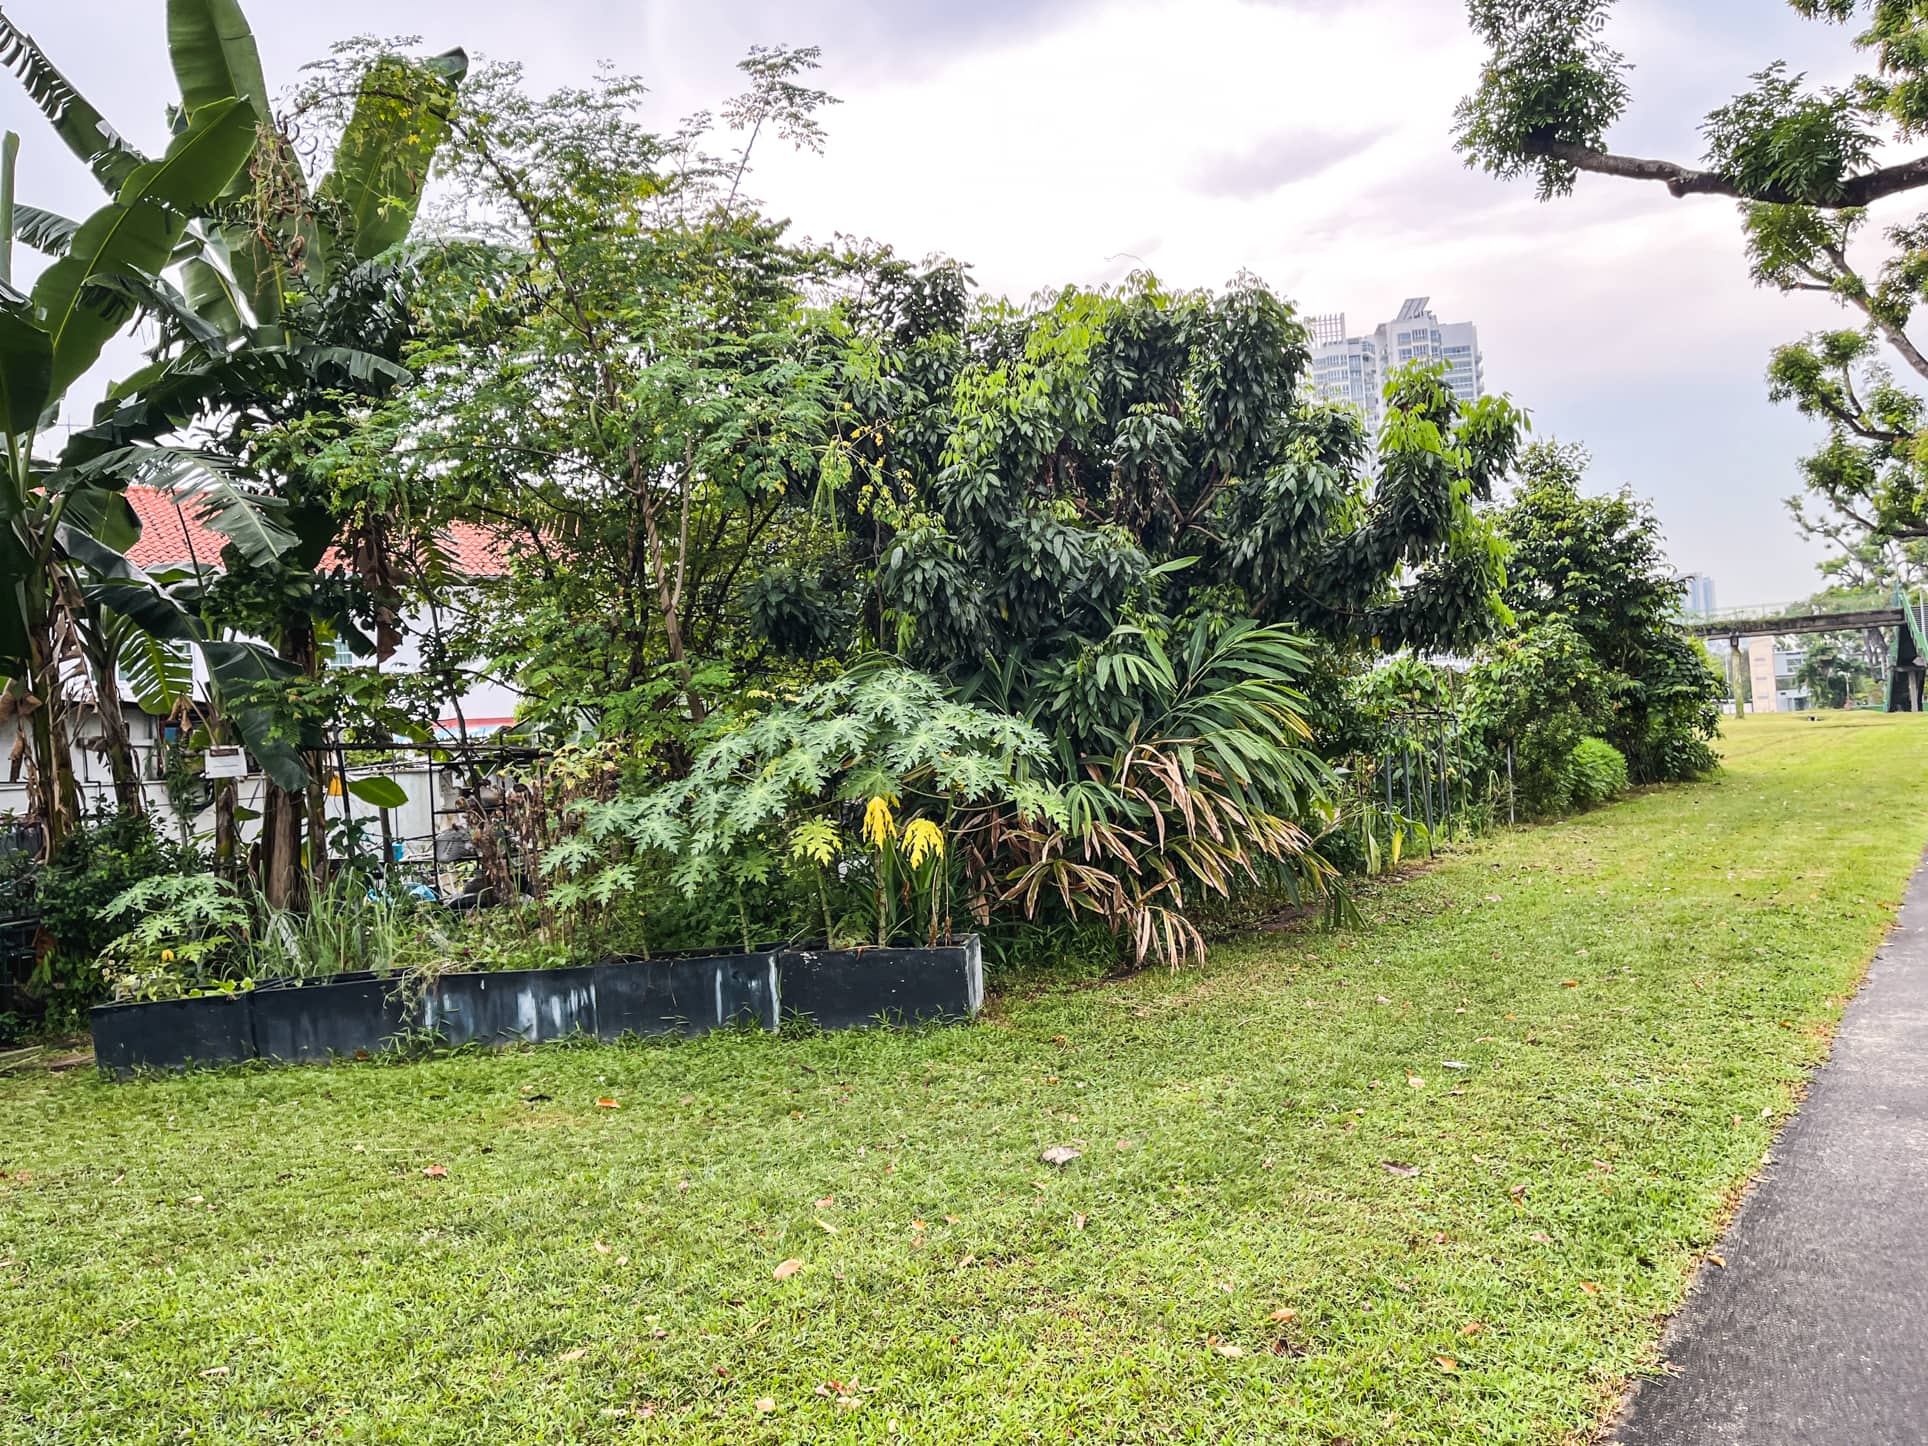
[
  {"xmin": 249, "ymin": 974, "xmax": 423, "ymax": 1064},
  {"xmin": 92, "ymin": 938, "xmax": 978, "ymax": 1076},
  {"xmin": 91, "ymin": 993, "xmax": 254, "ymax": 1074},
  {"xmin": 777, "ymin": 936, "xmax": 983, "ymax": 1030},
  {"xmin": 426, "ymin": 966, "xmax": 600, "ymax": 1049},
  {"xmin": 591, "ymin": 953, "xmax": 778, "ymax": 1039}
]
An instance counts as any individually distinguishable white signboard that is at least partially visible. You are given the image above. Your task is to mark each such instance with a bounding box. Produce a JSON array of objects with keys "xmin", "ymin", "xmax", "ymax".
[{"xmin": 204, "ymin": 746, "xmax": 249, "ymax": 779}]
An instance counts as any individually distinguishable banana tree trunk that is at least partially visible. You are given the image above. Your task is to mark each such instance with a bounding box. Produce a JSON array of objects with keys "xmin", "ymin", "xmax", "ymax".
[{"xmin": 22, "ymin": 602, "xmax": 78, "ymax": 856}]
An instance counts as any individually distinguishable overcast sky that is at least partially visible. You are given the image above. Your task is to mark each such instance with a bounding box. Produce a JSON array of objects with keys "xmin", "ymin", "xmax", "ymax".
[{"xmin": 3, "ymin": 0, "xmax": 1887, "ymax": 605}]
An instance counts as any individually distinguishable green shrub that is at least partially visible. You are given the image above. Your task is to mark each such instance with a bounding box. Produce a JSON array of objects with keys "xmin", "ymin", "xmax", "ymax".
[
  {"xmin": 1566, "ymin": 737, "xmax": 1630, "ymax": 809},
  {"xmin": 30, "ymin": 809, "xmax": 201, "ymax": 1017}
]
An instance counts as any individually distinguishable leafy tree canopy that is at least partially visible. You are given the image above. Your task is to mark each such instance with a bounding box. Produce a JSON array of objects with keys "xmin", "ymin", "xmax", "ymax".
[
  {"xmin": 1491, "ymin": 442, "xmax": 1725, "ymax": 783},
  {"xmin": 1457, "ymin": 0, "xmax": 1928, "ymax": 548}
]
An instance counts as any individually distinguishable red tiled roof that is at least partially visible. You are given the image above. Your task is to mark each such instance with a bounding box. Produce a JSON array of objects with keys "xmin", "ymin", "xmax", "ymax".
[{"xmin": 122, "ymin": 485, "xmax": 510, "ymax": 577}]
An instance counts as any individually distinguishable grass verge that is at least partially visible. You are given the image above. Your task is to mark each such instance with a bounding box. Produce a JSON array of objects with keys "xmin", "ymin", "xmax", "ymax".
[{"xmin": 1, "ymin": 712, "xmax": 1922, "ymax": 1444}]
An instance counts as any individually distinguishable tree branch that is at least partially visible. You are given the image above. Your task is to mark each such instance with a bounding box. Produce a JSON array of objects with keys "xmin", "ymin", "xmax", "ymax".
[
  {"xmin": 1535, "ymin": 140, "xmax": 1928, "ymax": 208},
  {"xmin": 1821, "ymin": 243, "xmax": 1928, "ymax": 385}
]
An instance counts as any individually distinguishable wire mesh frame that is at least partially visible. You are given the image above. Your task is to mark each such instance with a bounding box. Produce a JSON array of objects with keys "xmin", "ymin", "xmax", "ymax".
[{"xmin": 1376, "ymin": 710, "xmax": 1478, "ymax": 855}]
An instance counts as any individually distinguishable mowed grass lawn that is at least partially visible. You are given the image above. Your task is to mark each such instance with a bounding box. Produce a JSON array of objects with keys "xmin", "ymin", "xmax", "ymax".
[{"xmin": 3, "ymin": 713, "xmax": 1925, "ymax": 1445}]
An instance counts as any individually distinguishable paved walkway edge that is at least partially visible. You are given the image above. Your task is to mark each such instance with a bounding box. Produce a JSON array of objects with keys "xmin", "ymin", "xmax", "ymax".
[{"xmin": 1609, "ymin": 851, "xmax": 1928, "ymax": 1445}]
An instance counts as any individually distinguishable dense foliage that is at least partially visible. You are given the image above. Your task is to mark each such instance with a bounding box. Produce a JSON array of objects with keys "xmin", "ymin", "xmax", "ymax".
[
  {"xmin": 1490, "ymin": 443, "xmax": 1726, "ymax": 786},
  {"xmin": 0, "ymin": 2, "xmax": 1735, "ymax": 1017}
]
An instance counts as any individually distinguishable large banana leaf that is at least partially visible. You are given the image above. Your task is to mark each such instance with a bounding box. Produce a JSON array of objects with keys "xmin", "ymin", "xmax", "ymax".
[
  {"xmin": 193, "ymin": 479, "xmax": 298, "ymax": 565},
  {"xmin": 0, "ymin": 9, "xmax": 147, "ymax": 194},
  {"xmin": 316, "ymin": 48, "xmax": 468, "ymax": 262},
  {"xmin": 179, "ymin": 230, "xmax": 245, "ymax": 338},
  {"xmin": 32, "ymin": 96, "xmax": 257, "ymax": 395},
  {"xmin": 0, "ymin": 289, "xmax": 49, "ymax": 437},
  {"xmin": 166, "ymin": 0, "xmax": 269, "ymax": 124},
  {"xmin": 118, "ymin": 629, "xmax": 195, "ymax": 715},
  {"xmin": 83, "ymin": 578, "xmax": 198, "ymax": 644},
  {"xmin": 55, "ymin": 522, "xmax": 144, "ymax": 583},
  {"xmin": 12, "ymin": 203, "xmax": 75, "ymax": 257}
]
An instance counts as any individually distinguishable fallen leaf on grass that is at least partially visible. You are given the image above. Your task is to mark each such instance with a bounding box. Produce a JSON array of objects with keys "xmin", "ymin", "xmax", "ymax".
[
  {"xmin": 1460, "ymin": 1321, "xmax": 1485, "ymax": 1336},
  {"xmin": 1214, "ymin": 1343, "xmax": 1246, "ymax": 1358},
  {"xmin": 1073, "ymin": 1213, "xmax": 1088, "ymax": 1231},
  {"xmin": 596, "ymin": 1098, "xmax": 620, "ymax": 1109},
  {"xmin": 1579, "ymin": 1281, "xmax": 1601, "ymax": 1296},
  {"xmin": 814, "ymin": 1195, "xmax": 835, "ymax": 1209},
  {"xmin": 955, "ymin": 1254, "xmax": 976, "ymax": 1270},
  {"xmin": 422, "ymin": 1165, "xmax": 448, "ymax": 1179},
  {"xmin": 1381, "ymin": 1160, "xmax": 1420, "ymax": 1178},
  {"xmin": 1529, "ymin": 1232, "xmax": 1554, "ymax": 1244},
  {"xmin": 1707, "ymin": 1254, "xmax": 1727, "ymax": 1268},
  {"xmin": 1435, "ymin": 1356, "xmax": 1459, "ymax": 1372},
  {"xmin": 558, "ymin": 1348, "xmax": 588, "ymax": 1362},
  {"xmin": 1269, "ymin": 1308, "xmax": 1298, "ymax": 1323},
  {"xmin": 1039, "ymin": 1146, "xmax": 1082, "ymax": 1167},
  {"xmin": 755, "ymin": 1398, "xmax": 776, "ymax": 1414},
  {"xmin": 199, "ymin": 1366, "xmax": 229, "ymax": 1379},
  {"xmin": 773, "ymin": 1259, "xmax": 804, "ymax": 1281},
  {"xmin": 815, "ymin": 1218, "xmax": 838, "ymax": 1234},
  {"xmin": 1407, "ymin": 1075, "xmax": 1425, "ymax": 1089},
  {"xmin": 593, "ymin": 1241, "xmax": 611, "ymax": 1255}
]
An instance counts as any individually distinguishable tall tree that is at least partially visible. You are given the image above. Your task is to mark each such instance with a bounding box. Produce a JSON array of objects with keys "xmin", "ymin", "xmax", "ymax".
[
  {"xmin": 1494, "ymin": 441, "xmax": 1725, "ymax": 782},
  {"xmin": 367, "ymin": 51, "xmax": 839, "ymax": 750},
  {"xmin": 764, "ymin": 265, "xmax": 1526, "ymax": 755},
  {"xmin": 1456, "ymin": 1, "xmax": 1928, "ymax": 544}
]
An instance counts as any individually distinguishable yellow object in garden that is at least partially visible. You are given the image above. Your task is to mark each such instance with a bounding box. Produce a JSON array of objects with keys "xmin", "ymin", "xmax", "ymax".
[
  {"xmin": 902, "ymin": 818, "xmax": 944, "ymax": 868},
  {"xmin": 327, "ymin": 774, "xmax": 343, "ymax": 797},
  {"xmin": 863, "ymin": 795, "xmax": 899, "ymax": 848}
]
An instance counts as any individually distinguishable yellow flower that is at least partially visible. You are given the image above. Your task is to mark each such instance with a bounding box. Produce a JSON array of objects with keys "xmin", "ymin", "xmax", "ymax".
[
  {"xmin": 160, "ymin": 949, "xmax": 176, "ymax": 964},
  {"xmin": 902, "ymin": 818, "xmax": 945, "ymax": 869},
  {"xmin": 862, "ymin": 795, "xmax": 899, "ymax": 849}
]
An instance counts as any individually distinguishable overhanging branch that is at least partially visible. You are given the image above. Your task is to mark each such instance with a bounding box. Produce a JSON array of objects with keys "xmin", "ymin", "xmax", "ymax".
[{"xmin": 1535, "ymin": 141, "xmax": 1928, "ymax": 208}]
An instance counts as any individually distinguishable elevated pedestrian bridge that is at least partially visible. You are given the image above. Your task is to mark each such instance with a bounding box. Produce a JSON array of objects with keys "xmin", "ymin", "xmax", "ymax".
[{"xmin": 1684, "ymin": 590, "xmax": 1928, "ymax": 712}]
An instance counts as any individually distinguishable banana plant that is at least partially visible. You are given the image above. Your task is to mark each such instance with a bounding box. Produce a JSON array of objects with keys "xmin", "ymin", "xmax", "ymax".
[
  {"xmin": 0, "ymin": 0, "xmax": 465, "ymax": 883},
  {"xmin": 0, "ymin": 82, "xmax": 259, "ymax": 850},
  {"xmin": 1, "ymin": 2, "xmax": 466, "ymax": 333}
]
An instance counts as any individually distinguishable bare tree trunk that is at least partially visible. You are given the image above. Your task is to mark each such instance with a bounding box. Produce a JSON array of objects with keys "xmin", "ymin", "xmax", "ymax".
[
  {"xmin": 635, "ymin": 457, "xmax": 706, "ymax": 723},
  {"xmin": 214, "ymin": 778, "xmax": 237, "ymax": 878},
  {"xmin": 261, "ymin": 784, "xmax": 304, "ymax": 910}
]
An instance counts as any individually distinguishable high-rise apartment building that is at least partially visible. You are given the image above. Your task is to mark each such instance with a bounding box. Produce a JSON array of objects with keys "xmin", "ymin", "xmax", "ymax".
[
  {"xmin": 1680, "ymin": 574, "xmax": 1717, "ymax": 618},
  {"xmin": 1307, "ymin": 298, "xmax": 1483, "ymax": 432}
]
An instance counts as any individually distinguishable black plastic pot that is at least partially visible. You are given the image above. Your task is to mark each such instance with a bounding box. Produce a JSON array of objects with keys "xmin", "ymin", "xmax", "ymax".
[
  {"xmin": 90, "ymin": 993, "xmax": 254, "ymax": 1075},
  {"xmin": 777, "ymin": 936, "xmax": 983, "ymax": 1030},
  {"xmin": 591, "ymin": 953, "xmax": 778, "ymax": 1038},
  {"xmin": 249, "ymin": 974, "xmax": 423, "ymax": 1064},
  {"xmin": 425, "ymin": 966, "xmax": 599, "ymax": 1049}
]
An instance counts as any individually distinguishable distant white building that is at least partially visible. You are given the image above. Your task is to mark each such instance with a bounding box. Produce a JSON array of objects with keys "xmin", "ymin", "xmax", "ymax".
[{"xmin": 1308, "ymin": 298, "xmax": 1484, "ymax": 432}]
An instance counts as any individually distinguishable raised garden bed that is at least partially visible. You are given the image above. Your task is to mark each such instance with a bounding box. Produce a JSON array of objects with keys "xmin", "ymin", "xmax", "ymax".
[
  {"xmin": 90, "ymin": 940, "xmax": 975, "ymax": 1074},
  {"xmin": 777, "ymin": 937, "xmax": 983, "ymax": 1030},
  {"xmin": 92, "ymin": 992, "xmax": 255, "ymax": 1075}
]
